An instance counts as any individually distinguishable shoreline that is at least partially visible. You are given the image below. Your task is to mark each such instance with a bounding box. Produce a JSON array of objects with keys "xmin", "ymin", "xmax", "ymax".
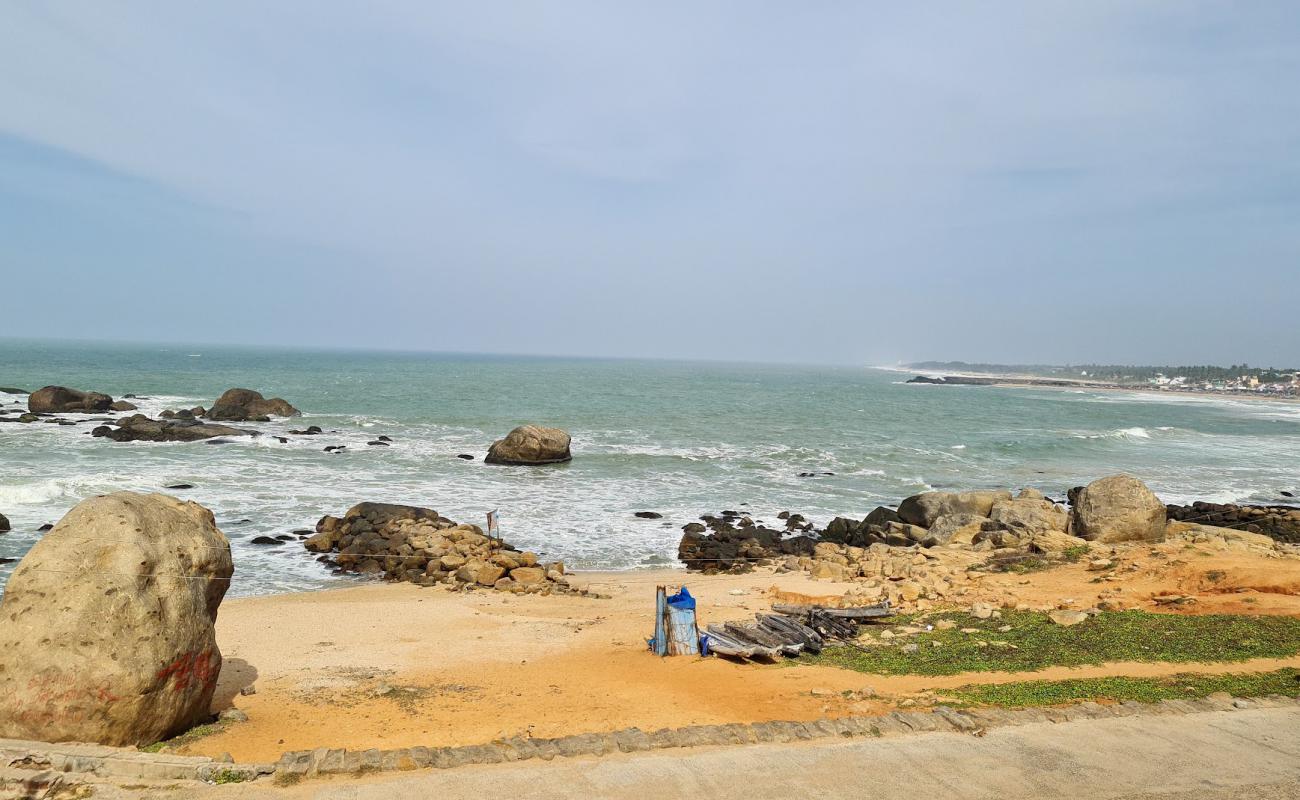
[{"xmin": 187, "ymin": 536, "xmax": 1300, "ymax": 762}]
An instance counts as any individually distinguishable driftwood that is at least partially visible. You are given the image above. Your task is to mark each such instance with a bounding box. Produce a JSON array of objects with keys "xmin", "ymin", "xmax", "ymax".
[
  {"xmin": 700, "ymin": 600, "xmax": 892, "ymax": 661},
  {"xmin": 756, "ymin": 614, "xmax": 824, "ymax": 654},
  {"xmin": 706, "ymin": 625, "xmax": 781, "ymax": 659},
  {"xmin": 771, "ymin": 601, "xmax": 893, "ymax": 620},
  {"xmin": 723, "ymin": 621, "xmax": 803, "ymax": 656}
]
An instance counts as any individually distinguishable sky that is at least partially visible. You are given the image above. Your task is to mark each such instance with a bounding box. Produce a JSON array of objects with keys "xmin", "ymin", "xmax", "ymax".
[{"xmin": 1, "ymin": 2, "xmax": 1298, "ymax": 366}]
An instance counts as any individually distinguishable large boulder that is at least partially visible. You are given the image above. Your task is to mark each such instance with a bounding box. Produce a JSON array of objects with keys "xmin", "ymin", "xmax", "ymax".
[
  {"xmin": 485, "ymin": 425, "xmax": 572, "ymax": 465},
  {"xmin": 92, "ymin": 414, "xmax": 255, "ymax": 443},
  {"xmin": 897, "ymin": 490, "xmax": 1012, "ymax": 528},
  {"xmin": 927, "ymin": 513, "xmax": 989, "ymax": 545},
  {"xmin": 342, "ymin": 502, "xmax": 443, "ymax": 526},
  {"xmin": 0, "ymin": 493, "xmax": 233, "ymax": 746},
  {"xmin": 1071, "ymin": 475, "xmax": 1166, "ymax": 543},
  {"xmin": 28, "ymin": 385, "xmax": 113, "ymax": 413},
  {"xmin": 988, "ymin": 497, "xmax": 1069, "ymax": 536},
  {"xmin": 206, "ymin": 388, "xmax": 300, "ymax": 421},
  {"xmin": 0, "ymin": 512, "xmax": 9, "ymax": 532}
]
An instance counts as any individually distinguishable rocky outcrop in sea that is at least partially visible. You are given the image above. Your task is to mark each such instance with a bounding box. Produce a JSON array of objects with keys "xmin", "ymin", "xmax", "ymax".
[
  {"xmin": 485, "ymin": 424, "xmax": 572, "ymax": 465},
  {"xmin": 206, "ymin": 388, "xmax": 300, "ymax": 422}
]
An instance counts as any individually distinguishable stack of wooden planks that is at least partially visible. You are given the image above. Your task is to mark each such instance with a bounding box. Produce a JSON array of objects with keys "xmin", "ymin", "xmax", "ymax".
[{"xmin": 703, "ymin": 600, "xmax": 893, "ymax": 661}]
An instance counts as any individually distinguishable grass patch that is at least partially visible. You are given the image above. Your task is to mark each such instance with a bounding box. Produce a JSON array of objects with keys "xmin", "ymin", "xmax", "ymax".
[
  {"xmin": 210, "ymin": 769, "xmax": 249, "ymax": 785},
  {"xmin": 138, "ymin": 721, "xmax": 223, "ymax": 753},
  {"xmin": 948, "ymin": 668, "xmax": 1300, "ymax": 707},
  {"xmin": 1061, "ymin": 544, "xmax": 1091, "ymax": 563},
  {"xmin": 804, "ymin": 610, "xmax": 1300, "ymax": 676}
]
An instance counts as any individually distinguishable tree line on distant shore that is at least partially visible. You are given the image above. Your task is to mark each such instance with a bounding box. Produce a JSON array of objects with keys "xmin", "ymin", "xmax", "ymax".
[{"xmin": 908, "ymin": 361, "xmax": 1300, "ymax": 384}]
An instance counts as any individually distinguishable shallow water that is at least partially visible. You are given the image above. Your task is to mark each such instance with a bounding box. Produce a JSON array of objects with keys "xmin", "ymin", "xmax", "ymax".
[{"xmin": 1, "ymin": 339, "xmax": 1297, "ymax": 597}]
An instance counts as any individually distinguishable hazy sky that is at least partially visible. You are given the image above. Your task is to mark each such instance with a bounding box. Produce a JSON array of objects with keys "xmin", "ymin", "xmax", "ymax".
[{"xmin": 2, "ymin": 2, "xmax": 1298, "ymax": 366}]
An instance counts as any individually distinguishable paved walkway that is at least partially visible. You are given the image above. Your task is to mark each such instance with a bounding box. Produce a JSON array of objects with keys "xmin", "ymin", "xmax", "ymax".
[{"xmin": 75, "ymin": 707, "xmax": 1300, "ymax": 799}]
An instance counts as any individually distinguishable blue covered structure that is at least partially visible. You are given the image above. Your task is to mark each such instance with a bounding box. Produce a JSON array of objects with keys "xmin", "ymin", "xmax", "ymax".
[{"xmin": 649, "ymin": 585, "xmax": 700, "ymax": 656}]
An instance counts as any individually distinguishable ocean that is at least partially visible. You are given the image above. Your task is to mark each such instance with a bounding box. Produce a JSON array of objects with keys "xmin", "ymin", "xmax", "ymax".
[{"xmin": 2, "ymin": 339, "xmax": 1297, "ymax": 598}]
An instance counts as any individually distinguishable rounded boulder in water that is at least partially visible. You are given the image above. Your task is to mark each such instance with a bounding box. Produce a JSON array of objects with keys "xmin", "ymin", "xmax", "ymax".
[{"xmin": 484, "ymin": 424, "xmax": 572, "ymax": 465}]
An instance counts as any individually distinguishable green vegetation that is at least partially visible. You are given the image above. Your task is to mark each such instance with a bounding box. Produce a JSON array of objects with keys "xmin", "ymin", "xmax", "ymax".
[
  {"xmin": 947, "ymin": 669, "xmax": 1300, "ymax": 707},
  {"xmin": 210, "ymin": 769, "xmax": 249, "ymax": 785},
  {"xmin": 804, "ymin": 610, "xmax": 1300, "ymax": 676},
  {"xmin": 138, "ymin": 721, "xmax": 223, "ymax": 753}
]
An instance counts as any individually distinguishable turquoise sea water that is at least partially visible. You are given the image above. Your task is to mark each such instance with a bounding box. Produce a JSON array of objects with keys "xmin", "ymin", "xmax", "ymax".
[{"xmin": 2, "ymin": 339, "xmax": 1297, "ymax": 597}]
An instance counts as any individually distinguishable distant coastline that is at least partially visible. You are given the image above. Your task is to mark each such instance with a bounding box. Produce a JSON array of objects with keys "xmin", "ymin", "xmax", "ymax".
[{"xmin": 873, "ymin": 365, "xmax": 1300, "ymax": 404}]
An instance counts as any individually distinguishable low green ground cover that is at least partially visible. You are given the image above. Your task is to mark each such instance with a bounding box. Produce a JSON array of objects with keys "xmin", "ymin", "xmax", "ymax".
[
  {"xmin": 947, "ymin": 668, "xmax": 1300, "ymax": 707},
  {"xmin": 803, "ymin": 610, "xmax": 1300, "ymax": 676}
]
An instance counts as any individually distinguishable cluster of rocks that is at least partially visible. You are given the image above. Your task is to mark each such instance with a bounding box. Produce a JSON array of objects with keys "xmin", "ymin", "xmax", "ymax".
[
  {"xmin": 0, "ymin": 385, "xmax": 134, "ymax": 425},
  {"xmin": 680, "ymin": 475, "xmax": 1171, "ymax": 585},
  {"xmin": 678, "ymin": 510, "xmax": 818, "ymax": 571},
  {"xmin": 0, "ymin": 492, "xmax": 233, "ymax": 747},
  {"xmin": 1167, "ymin": 502, "xmax": 1300, "ymax": 545},
  {"xmin": 304, "ymin": 502, "xmax": 579, "ymax": 594},
  {"xmin": 92, "ymin": 414, "xmax": 256, "ymax": 443}
]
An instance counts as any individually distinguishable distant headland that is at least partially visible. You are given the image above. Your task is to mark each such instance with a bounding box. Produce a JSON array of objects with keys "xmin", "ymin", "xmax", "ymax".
[{"xmin": 894, "ymin": 361, "xmax": 1300, "ymax": 399}]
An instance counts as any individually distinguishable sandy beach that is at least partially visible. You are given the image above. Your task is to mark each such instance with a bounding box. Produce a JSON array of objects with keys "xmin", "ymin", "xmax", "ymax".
[{"xmin": 187, "ymin": 538, "xmax": 1300, "ymax": 763}]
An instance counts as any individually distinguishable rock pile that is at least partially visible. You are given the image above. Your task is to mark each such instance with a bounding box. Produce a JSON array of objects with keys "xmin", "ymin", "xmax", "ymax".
[
  {"xmin": 485, "ymin": 425, "xmax": 572, "ymax": 465},
  {"xmin": 678, "ymin": 476, "xmax": 1179, "ymax": 588},
  {"xmin": 304, "ymin": 502, "xmax": 579, "ymax": 594},
  {"xmin": 206, "ymin": 388, "xmax": 300, "ymax": 422},
  {"xmin": 0, "ymin": 493, "xmax": 233, "ymax": 746},
  {"xmin": 677, "ymin": 510, "xmax": 818, "ymax": 571},
  {"xmin": 92, "ymin": 414, "xmax": 256, "ymax": 443},
  {"xmin": 1166, "ymin": 502, "xmax": 1300, "ymax": 545}
]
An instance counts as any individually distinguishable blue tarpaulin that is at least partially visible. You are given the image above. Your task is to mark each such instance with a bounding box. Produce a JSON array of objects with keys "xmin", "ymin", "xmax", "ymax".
[{"xmin": 649, "ymin": 585, "xmax": 700, "ymax": 656}]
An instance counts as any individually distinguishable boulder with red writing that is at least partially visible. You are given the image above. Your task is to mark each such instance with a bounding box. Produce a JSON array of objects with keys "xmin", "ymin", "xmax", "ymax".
[{"xmin": 0, "ymin": 492, "xmax": 233, "ymax": 746}]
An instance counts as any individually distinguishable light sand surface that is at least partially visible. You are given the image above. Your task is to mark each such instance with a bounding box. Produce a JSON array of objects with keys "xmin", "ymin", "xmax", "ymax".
[{"xmin": 186, "ymin": 553, "xmax": 1300, "ymax": 763}]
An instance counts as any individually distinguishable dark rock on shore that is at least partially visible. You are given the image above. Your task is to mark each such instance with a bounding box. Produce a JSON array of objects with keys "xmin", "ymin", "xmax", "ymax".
[
  {"xmin": 290, "ymin": 426, "xmax": 323, "ymax": 435},
  {"xmin": 165, "ymin": 483, "xmax": 195, "ymax": 490},
  {"xmin": 250, "ymin": 536, "xmax": 281, "ymax": 545},
  {"xmin": 634, "ymin": 511, "xmax": 663, "ymax": 519},
  {"xmin": 678, "ymin": 513, "xmax": 817, "ymax": 573},
  {"xmin": 93, "ymin": 414, "xmax": 256, "ymax": 443},
  {"xmin": 485, "ymin": 425, "xmax": 572, "ymax": 465},
  {"xmin": 0, "ymin": 387, "xmax": 29, "ymax": 395},
  {"xmin": 324, "ymin": 445, "xmax": 346, "ymax": 453},
  {"xmin": 457, "ymin": 454, "xmax": 475, "ymax": 460},
  {"xmin": 207, "ymin": 388, "xmax": 300, "ymax": 422},
  {"xmin": 0, "ymin": 513, "xmax": 9, "ymax": 532},
  {"xmin": 367, "ymin": 440, "xmax": 389, "ymax": 446},
  {"xmin": 109, "ymin": 400, "xmax": 137, "ymax": 412},
  {"xmin": 29, "ymin": 386, "xmax": 113, "ymax": 413},
  {"xmin": 1167, "ymin": 502, "xmax": 1300, "ymax": 544}
]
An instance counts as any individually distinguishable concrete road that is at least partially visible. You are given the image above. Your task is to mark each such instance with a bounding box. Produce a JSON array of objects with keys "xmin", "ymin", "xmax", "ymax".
[{"xmin": 108, "ymin": 707, "xmax": 1300, "ymax": 799}]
